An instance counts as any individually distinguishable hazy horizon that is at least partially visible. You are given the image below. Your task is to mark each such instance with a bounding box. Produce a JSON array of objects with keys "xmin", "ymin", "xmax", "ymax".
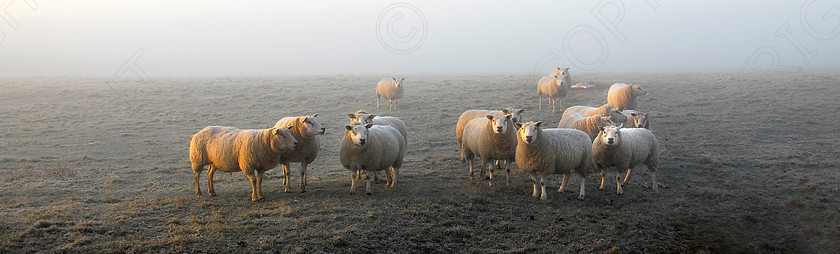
[{"xmin": 1, "ymin": 1, "xmax": 838, "ymax": 78}]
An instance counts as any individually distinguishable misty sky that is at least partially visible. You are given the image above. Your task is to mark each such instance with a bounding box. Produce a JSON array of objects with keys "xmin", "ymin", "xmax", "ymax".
[{"xmin": 1, "ymin": 0, "xmax": 838, "ymax": 77}]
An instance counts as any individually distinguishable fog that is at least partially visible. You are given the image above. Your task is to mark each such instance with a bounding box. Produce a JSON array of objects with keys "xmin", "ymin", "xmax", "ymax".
[{"xmin": 0, "ymin": 0, "xmax": 838, "ymax": 77}]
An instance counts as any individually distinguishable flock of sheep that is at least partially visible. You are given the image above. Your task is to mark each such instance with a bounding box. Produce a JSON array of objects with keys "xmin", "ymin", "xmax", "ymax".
[{"xmin": 188, "ymin": 72, "xmax": 659, "ymax": 201}]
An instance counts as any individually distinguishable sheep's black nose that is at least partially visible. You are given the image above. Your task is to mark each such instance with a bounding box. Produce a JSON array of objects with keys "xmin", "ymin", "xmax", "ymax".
[
  {"xmin": 359, "ymin": 139, "xmax": 366, "ymax": 144},
  {"xmin": 525, "ymin": 136, "xmax": 532, "ymax": 142},
  {"xmin": 497, "ymin": 127, "xmax": 503, "ymax": 132}
]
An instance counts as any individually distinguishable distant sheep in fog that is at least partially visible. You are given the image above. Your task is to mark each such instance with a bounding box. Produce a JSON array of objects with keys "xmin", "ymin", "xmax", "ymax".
[
  {"xmin": 607, "ymin": 83, "xmax": 646, "ymax": 111},
  {"xmin": 538, "ymin": 75, "xmax": 568, "ymax": 112},
  {"xmin": 376, "ymin": 77, "xmax": 405, "ymax": 110},
  {"xmin": 189, "ymin": 126, "xmax": 298, "ymax": 201},
  {"xmin": 273, "ymin": 114, "xmax": 326, "ymax": 193}
]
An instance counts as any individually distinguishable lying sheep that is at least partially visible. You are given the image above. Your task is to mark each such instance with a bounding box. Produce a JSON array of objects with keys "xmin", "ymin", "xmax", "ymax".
[
  {"xmin": 592, "ymin": 126, "xmax": 660, "ymax": 194},
  {"xmin": 460, "ymin": 114, "xmax": 517, "ymax": 186},
  {"xmin": 340, "ymin": 124, "xmax": 406, "ymax": 194},
  {"xmin": 607, "ymin": 83, "xmax": 646, "ymax": 111},
  {"xmin": 376, "ymin": 77, "xmax": 405, "ymax": 110},
  {"xmin": 514, "ymin": 121, "xmax": 594, "ymax": 200},
  {"xmin": 562, "ymin": 104, "xmax": 627, "ymax": 125},
  {"xmin": 537, "ymin": 75, "xmax": 568, "ymax": 112},
  {"xmin": 273, "ymin": 114, "xmax": 326, "ymax": 193},
  {"xmin": 189, "ymin": 126, "xmax": 298, "ymax": 201},
  {"xmin": 621, "ymin": 110, "xmax": 650, "ymax": 129},
  {"xmin": 557, "ymin": 113, "xmax": 615, "ymax": 141},
  {"xmin": 347, "ymin": 110, "xmax": 408, "ymax": 185}
]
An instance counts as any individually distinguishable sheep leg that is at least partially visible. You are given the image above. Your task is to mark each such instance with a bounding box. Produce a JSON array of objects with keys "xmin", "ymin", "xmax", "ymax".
[
  {"xmin": 529, "ymin": 172, "xmax": 539, "ymax": 198},
  {"xmin": 615, "ymin": 175, "xmax": 624, "ymax": 195},
  {"xmin": 245, "ymin": 171, "xmax": 259, "ymax": 202},
  {"xmin": 558, "ymin": 174, "xmax": 567, "ymax": 193},
  {"xmin": 467, "ymin": 159, "xmax": 474, "ymax": 181},
  {"xmin": 349, "ymin": 169, "xmax": 357, "ymax": 194},
  {"xmin": 622, "ymin": 168, "xmax": 632, "ymax": 186},
  {"xmin": 390, "ymin": 166, "xmax": 398, "ymax": 188},
  {"xmin": 256, "ymin": 170, "xmax": 265, "ymax": 201},
  {"xmin": 503, "ymin": 160, "xmax": 510, "ymax": 186},
  {"xmin": 551, "ymin": 98, "xmax": 556, "ymax": 113},
  {"xmin": 373, "ymin": 171, "xmax": 379, "ymax": 184},
  {"xmin": 539, "ymin": 92, "xmax": 543, "ymax": 110},
  {"xmin": 207, "ymin": 165, "xmax": 217, "ymax": 196},
  {"xmin": 282, "ymin": 163, "xmax": 291, "ymax": 193},
  {"xmin": 365, "ymin": 170, "xmax": 373, "ymax": 195},
  {"xmin": 193, "ymin": 164, "xmax": 203, "ymax": 197},
  {"xmin": 539, "ymin": 176, "xmax": 548, "ymax": 200},
  {"xmin": 599, "ymin": 172, "xmax": 606, "ymax": 190},
  {"xmin": 299, "ymin": 162, "xmax": 307, "ymax": 193},
  {"xmin": 376, "ymin": 95, "xmax": 381, "ymax": 109},
  {"xmin": 577, "ymin": 174, "xmax": 586, "ymax": 200},
  {"xmin": 484, "ymin": 159, "xmax": 493, "ymax": 187},
  {"xmin": 651, "ymin": 171, "xmax": 658, "ymax": 193}
]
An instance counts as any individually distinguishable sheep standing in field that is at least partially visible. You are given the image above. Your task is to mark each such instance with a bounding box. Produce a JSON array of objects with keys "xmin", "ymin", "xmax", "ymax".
[
  {"xmin": 621, "ymin": 110, "xmax": 650, "ymax": 129},
  {"xmin": 537, "ymin": 75, "xmax": 568, "ymax": 112},
  {"xmin": 557, "ymin": 113, "xmax": 615, "ymax": 141},
  {"xmin": 273, "ymin": 114, "xmax": 326, "ymax": 193},
  {"xmin": 455, "ymin": 107, "xmax": 525, "ymax": 153},
  {"xmin": 592, "ymin": 126, "xmax": 660, "ymax": 194},
  {"xmin": 376, "ymin": 77, "xmax": 405, "ymax": 110},
  {"xmin": 607, "ymin": 83, "xmax": 646, "ymax": 111},
  {"xmin": 514, "ymin": 121, "xmax": 594, "ymax": 200},
  {"xmin": 460, "ymin": 114, "xmax": 517, "ymax": 186},
  {"xmin": 189, "ymin": 126, "xmax": 298, "ymax": 201},
  {"xmin": 562, "ymin": 104, "xmax": 627, "ymax": 125},
  {"xmin": 347, "ymin": 110, "xmax": 408, "ymax": 186},
  {"xmin": 340, "ymin": 124, "xmax": 406, "ymax": 195}
]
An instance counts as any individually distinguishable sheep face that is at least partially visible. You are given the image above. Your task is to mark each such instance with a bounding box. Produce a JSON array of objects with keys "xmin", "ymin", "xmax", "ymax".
[
  {"xmin": 345, "ymin": 124, "xmax": 373, "ymax": 146},
  {"xmin": 271, "ymin": 126, "xmax": 299, "ymax": 151},
  {"xmin": 503, "ymin": 107, "xmax": 525, "ymax": 124},
  {"xmin": 348, "ymin": 112, "xmax": 376, "ymax": 126},
  {"xmin": 607, "ymin": 106, "xmax": 628, "ymax": 124},
  {"xmin": 598, "ymin": 126, "xmax": 621, "ymax": 147},
  {"xmin": 486, "ymin": 114, "xmax": 512, "ymax": 134},
  {"xmin": 631, "ymin": 112, "xmax": 649, "ymax": 128},
  {"xmin": 302, "ymin": 114, "xmax": 326, "ymax": 136},
  {"xmin": 597, "ymin": 115, "xmax": 617, "ymax": 128},
  {"xmin": 631, "ymin": 85, "xmax": 646, "ymax": 96},
  {"xmin": 516, "ymin": 121, "xmax": 542, "ymax": 144}
]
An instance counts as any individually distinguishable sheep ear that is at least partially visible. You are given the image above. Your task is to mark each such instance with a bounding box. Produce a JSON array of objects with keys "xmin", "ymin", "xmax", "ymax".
[
  {"xmin": 519, "ymin": 109, "xmax": 525, "ymax": 113},
  {"xmin": 630, "ymin": 113, "xmax": 637, "ymax": 117},
  {"xmin": 392, "ymin": 77, "xmax": 396, "ymax": 81},
  {"xmin": 557, "ymin": 67, "xmax": 561, "ymax": 70},
  {"xmin": 312, "ymin": 113, "xmax": 318, "ymax": 118},
  {"xmin": 505, "ymin": 114, "xmax": 512, "ymax": 119},
  {"xmin": 564, "ymin": 67, "xmax": 569, "ymax": 71},
  {"xmin": 486, "ymin": 115, "xmax": 494, "ymax": 120},
  {"xmin": 598, "ymin": 126, "xmax": 605, "ymax": 132},
  {"xmin": 400, "ymin": 77, "xmax": 405, "ymax": 82},
  {"xmin": 618, "ymin": 123, "xmax": 625, "ymax": 128},
  {"xmin": 273, "ymin": 128, "xmax": 283, "ymax": 135},
  {"xmin": 501, "ymin": 108, "xmax": 510, "ymax": 114},
  {"xmin": 535, "ymin": 121, "xmax": 543, "ymax": 127},
  {"xmin": 514, "ymin": 122, "xmax": 522, "ymax": 129},
  {"xmin": 365, "ymin": 124, "xmax": 373, "ymax": 129},
  {"xmin": 285, "ymin": 126, "xmax": 293, "ymax": 130},
  {"xmin": 345, "ymin": 125, "xmax": 353, "ymax": 131},
  {"xmin": 347, "ymin": 113, "xmax": 355, "ymax": 119},
  {"xmin": 367, "ymin": 115, "xmax": 376, "ymax": 121}
]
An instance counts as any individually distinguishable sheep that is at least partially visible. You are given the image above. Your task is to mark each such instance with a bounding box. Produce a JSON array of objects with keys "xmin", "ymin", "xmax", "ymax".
[
  {"xmin": 537, "ymin": 75, "xmax": 568, "ymax": 112},
  {"xmin": 460, "ymin": 114, "xmax": 517, "ymax": 186},
  {"xmin": 549, "ymin": 67, "xmax": 573, "ymax": 85},
  {"xmin": 607, "ymin": 83, "xmax": 646, "ymax": 111},
  {"xmin": 455, "ymin": 107, "xmax": 525, "ymax": 152},
  {"xmin": 592, "ymin": 126, "xmax": 660, "ymax": 195},
  {"xmin": 189, "ymin": 126, "xmax": 298, "ymax": 202},
  {"xmin": 340, "ymin": 124, "xmax": 406, "ymax": 194},
  {"xmin": 514, "ymin": 121, "xmax": 594, "ymax": 200},
  {"xmin": 556, "ymin": 113, "xmax": 615, "ymax": 141},
  {"xmin": 562, "ymin": 104, "xmax": 628, "ymax": 125},
  {"xmin": 620, "ymin": 110, "xmax": 650, "ymax": 129},
  {"xmin": 347, "ymin": 110, "xmax": 408, "ymax": 185},
  {"xmin": 376, "ymin": 77, "xmax": 405, "ymax": 110},
  {"xmin": 272, "ymin": 114, "xmax": 326, "ymax": 193}
]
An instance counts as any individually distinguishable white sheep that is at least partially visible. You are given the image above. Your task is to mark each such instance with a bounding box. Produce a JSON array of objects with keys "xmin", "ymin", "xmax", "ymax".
[
  {"xmin": 340, "ymin": 124, "xmax": 406, "ymax": 194},
  {"xmin": 376, "ymin": 77, "xmax": 405, "ymax": 110},
  {"xmin": 592, "ymin": 126, "xmax": 660, "ymax": 194},
  {"xmin": 460, "ymin": 114, "xmax": 517, "ymax": 186},
  {"xmin": 562, "ymin": 104, "xmax": 628, "ymax": 125},
  {"xmin": 620, "ymin": 110, "xmax": 650, "ymax": 129},
  {"xmin": 537, "ymin": 75, "xmax": 568, "ymax": 112},
  {"xmin": 549, "ymin": 67, "xmax": 573, "ymax": 85},
  {"xmin": 455, "ymin": 107, "xmax": 524, "ymax": 154},
  {"xmin": 273, "ymin": 114, "xmax": 326, "ymax": 193},
  {"xmin": 189, "ymin": 126, "xmax": 298, "ymax": 201},
  {"xmin": 607, "ymin": 83, "xmax": 646, "ymax": 111},
  {"xmin": 556, "ymin": 113, "xmax": 615, "ymax": 141},
  {"xmin": 514, "ymin": 121, "xmax": 594, "ymax": 200},
  {"xmin": 347, "ymin": 110, "xmax": 408, "ymax": 185}
]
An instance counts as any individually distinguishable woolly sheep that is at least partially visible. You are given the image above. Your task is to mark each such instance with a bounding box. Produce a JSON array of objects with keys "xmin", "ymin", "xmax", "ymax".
[
  {"xmin": 537, "ymin": 75, "xmax": 568, "ymax": 112},
  {"xmin": 376, "ymin": 77, "xmax": 405, "ymax": 110},
  {"xmin": 607, "ymin": 83, "xmax": 646, "ymax": 111},
  {"xmin": 189, "ymin": 126, "xmax": 298, "ymax": 201},
  {"xmin": 557, "ymin": 113, "xmax": 615, "ymax": 141},
  {"xmin": 347, "ymin": 110, "xmax": 408, "ymax": 184},
  {"xmin": 592, "ymin": 126, "xmax": 660, "ymax": 194},
  {"xmin": 514, "ymin": 121, "xmax": 594, "ymax": 200},
  {"xmin": 455, "ymin": 107, "xmax": 525, "ymax": 153},
  {"xmin": 273, "ymin": 114, "xmax": 326, "ymax": 193},
  {"xmin": 562, "ymin": 104, "xmax": 628, "ymax": 125},
  {"xmin": 340, "ymin": 124, "xmax": 406, "ymax": 194},
  {"xmin": 460, "ymin": 114, "xmax": 517, "ymax": 186},
  {"xmin": 620, "ymin": 110, "xmax": 650, "ymax": 129}
]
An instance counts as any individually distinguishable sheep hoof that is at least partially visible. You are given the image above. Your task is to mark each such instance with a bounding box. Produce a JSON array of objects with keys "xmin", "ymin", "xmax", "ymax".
[
  {"xmin": 577, "ymin": 195, "xmax": 585, "ymax": 200},
  {"xmin": 366, "ymin": 192, "xmax": 372, "ymax": 195}
]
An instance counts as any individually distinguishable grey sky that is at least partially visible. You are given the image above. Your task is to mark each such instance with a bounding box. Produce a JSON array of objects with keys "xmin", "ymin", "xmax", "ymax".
[{"xmin": 0, "ymin": 0, "xmax": 838, "ymax": 77}]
